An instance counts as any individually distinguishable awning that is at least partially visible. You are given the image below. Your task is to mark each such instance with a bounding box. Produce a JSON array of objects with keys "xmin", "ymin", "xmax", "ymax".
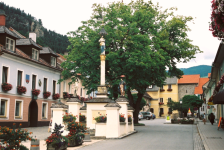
[{"xmin": 213, "ymin": 89, "xmax": 224, "ymax": 104}]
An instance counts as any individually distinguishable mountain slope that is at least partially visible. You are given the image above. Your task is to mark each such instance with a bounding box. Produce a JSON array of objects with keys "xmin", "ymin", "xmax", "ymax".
[{"xmin": 179, "ymin": 65, "xmax": 211, "ymax": 77}]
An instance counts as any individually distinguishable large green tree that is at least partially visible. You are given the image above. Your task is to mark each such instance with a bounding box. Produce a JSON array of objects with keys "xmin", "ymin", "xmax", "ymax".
[
  {"xmin": 60, "ymin": 0, "xmax": 201, "ymax": 123},
  {"xmin": 167, "ymin": 95, "xmax": 204, "ymax": 116}
]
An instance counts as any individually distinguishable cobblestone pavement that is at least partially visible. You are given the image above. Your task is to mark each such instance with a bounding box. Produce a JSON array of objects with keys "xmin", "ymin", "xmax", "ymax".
[
  {"xmin": 193, "ymin": 125, "xmax": 205, "ymax": 150},
  {"xmin": 197, "ymin": 119, "xmax": 224, "ymax": 150}
]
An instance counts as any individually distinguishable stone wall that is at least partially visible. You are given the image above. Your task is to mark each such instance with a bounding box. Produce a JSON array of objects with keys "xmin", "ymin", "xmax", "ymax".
[{"xmin": 178, "ymin": 84, "xmax": 197, "ymax": 100}]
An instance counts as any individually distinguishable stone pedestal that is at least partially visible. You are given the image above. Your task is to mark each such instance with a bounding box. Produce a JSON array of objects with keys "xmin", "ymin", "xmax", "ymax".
[
  {"xmin": 66, "ymin": 97, "xmax": 81, "ymax": 122},
  {"xmin": 50, "ymin": 101, "xmax": 69, "ymax": 136},
  {"xmin": 116, "ymin": 96, "xmax": 129, "ymax": 134},
  {"xmin": 105, "ymin": 101, "xmax": 121, "ymax": 138},
  {"xmin": 127, "ymin": 104, "xmax": 135, "ymax": 132}
]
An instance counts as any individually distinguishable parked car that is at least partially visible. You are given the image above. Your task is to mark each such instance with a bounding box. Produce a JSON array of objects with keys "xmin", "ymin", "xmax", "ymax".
[
  {"xmin": 141, "ymin": 112, "xmax": 152, "ymax": 120},
  {"xmin": 138, "ymin": 112, "xmax": 143, "ymax": 120}
]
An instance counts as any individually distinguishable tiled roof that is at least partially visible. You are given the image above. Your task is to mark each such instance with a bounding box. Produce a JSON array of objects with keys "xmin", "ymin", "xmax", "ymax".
[
  {"xmin": 57, "ymin": 53, "xmax": 66, "ymax": 65},
  {"xmin": 2, "ymin": 47, "xmax": 62, "ymax": 71},
  {"xmin": 194, "ymin": 78, "xmax": 209, "ymax": 94},
  {"xmin": 0, "ymin": 26, "xmax": 20, "ymax": 38},
  {"xmin": 178, "ymin": 74, "xmax": 200, "ymax": 84},
  {"xmin": 16, "ymin": 38, "xmax": 42, "ymax": 50},
  {"xmin": 143, "ymin": 92, "xmax": 152, "ymax": 99},
  {"xmin": 9, "ymin": 27, "xmax": 26, "ymax": 38},
  {"xmin": 40, "ymin": 47, "xmax": 58, "ymax": 57},
  {"xmin": 208, "ymin": 73, "xmax": 211, "ymax": 78},
  {"xmin": 165, "ymin": 77, "xmax": 178, "ymax": 84}
]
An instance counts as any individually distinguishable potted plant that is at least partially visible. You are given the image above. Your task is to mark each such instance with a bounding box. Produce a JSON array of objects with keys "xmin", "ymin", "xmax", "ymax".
[
  {"xmin": 119, "ymin": 113, "xmax": 125, "ymax": 122},
  {"xmin": 128, "ymin": 115, "xmax": 132, "ymax": 123},
  {"xmin": 46, "ymin": 123, "xmax": 68, "ymax": 150},
  {"xmin": 0, "ymin": 123, "xmax": 35, "ymax": 150},
  {"xmin": 53, "ymin": 93, "xmax": 60, "ymax": 100},
  {"xmin": 160, "ymin": 89, "xmax": 165, "ymax": 92},
  {"xmin": 79, "ymin": 114, "xmax": 86, "ymax": 123},
  {"xmin": 63, "ymin": 113, "xmax": 77, "ymax": 124},
  {"xmin": 159, "ymin": 102, "xmax": 164, "ymax": 105},
  {"xmin": 94, "ymin": 114, "xmax": 107, "ymax": 123},
  {"xmin": 43, "ymin": 91, "xmax": 51, "ymax": 99},
  {"xmin": 17, "ymin": 86, "xmax": 26, "ymax": 94},
  {"xmin": 1, "ymin": 83, "xmax": 12, "ymax": 92},
  {"xmin": 66, "ymin": 121, "xmax": 86, "ymax": 147},
  {"xmin": 63, "ymin": 92, "xmax": 70, "ymax": 99}
]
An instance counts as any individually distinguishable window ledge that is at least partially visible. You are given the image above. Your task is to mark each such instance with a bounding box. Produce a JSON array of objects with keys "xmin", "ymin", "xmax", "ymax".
[
  {"xmin": 42, "ymin": 117, "xmax": 47, "ymax": 119},
  {"xmin": 0, "ymin": 116, "xmax": 7, "ymax": 118}
]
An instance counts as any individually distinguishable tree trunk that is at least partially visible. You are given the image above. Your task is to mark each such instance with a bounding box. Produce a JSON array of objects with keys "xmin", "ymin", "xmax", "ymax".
[
  {"xmin": 133, "ymin": 92, "xmax": 144, "ymax": 124},
  {"xmin": 127, "ymin": 88, "xmax": 133, "ymax": 107},
  {"xmin": 112, "ymin": 84, "xmax": 118, "ymax": 99}
]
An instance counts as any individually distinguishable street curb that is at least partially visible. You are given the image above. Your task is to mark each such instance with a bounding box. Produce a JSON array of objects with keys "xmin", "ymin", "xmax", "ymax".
[
  {"xmin": 197, "ymin": 124, "xmax": 209, "ymax": 150},
  {"xmin": 106, "ymin": 130, "xmax": 138, "ymax": 139}
]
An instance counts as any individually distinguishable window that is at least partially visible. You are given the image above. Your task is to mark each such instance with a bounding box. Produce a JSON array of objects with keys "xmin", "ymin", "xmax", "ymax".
[
  {"xmin": 42, "ymin": 103, "xmax": 47, "ymax": 119},
  {"xmin": 51, "ymin": 56, "xmax": 56, "ymax": 67},
  {"xmin": 160, "ymin": 98, "xmax": 163, "ymax": 103},
  {"xmin": 186, "ymin": 90, "xmax": 187, "ymax": 93},
  {"xmin": 202, "ymin": 106, "xmax": 204, "ymax": 111},
  {"xmin": 160, "ymin": 108, "xmax": 164, "ymax": 114},
  {"xmin": 161, "ymin": 85, "xmax": 164, "ymax": 89},
  {"xmin": 17, "ymin": 71, "xmax": 22, "ymax": 86},
  {"xmin": 148, "ymin": 85, "xmax": 152, "ymax": 88},
  {"xmin": 168, "ymin": 84, "xmax": 172, "ymax": 89},
  {"xmin": 2, "ymin": 66, "xmax": 8, "ymax": 83},
  {"xmin": 150, "ymin": 108, "xmax": 154, "ymax": 113},
  {"xmin": 168, "ymin": 98, "xmax": 172, "ymax": 103},
  {"xmin": 53, "ymin": 80, "xmax": 56, "ymax": 94},
  {"xmin": 15, "ymin": 101, "xmax": 22, "ymax": 119},
  {"xmin": 69, "ymin": 84, "xmax": 71, "ymax": 93},
  {"xmin": 0, "ymin": 99, "xmax": 7, "ymax": 118},
  {"xmin": 32, "ymin": 48, "xmax": 39, "ymax": 60},
  {"xmin": 43, "ymin": 78, "xmax": 47, "ymax": 92},
  {"xmin": 6, "ymin": 37, "xmax": 15, "ymax": 51},
  {"xmin": 81, "ymin": 88, "xmax": 82, "ymax": 96},
  {"xmin": 32, "ymin": 75, "xmax": 36, "ymax": 89}
]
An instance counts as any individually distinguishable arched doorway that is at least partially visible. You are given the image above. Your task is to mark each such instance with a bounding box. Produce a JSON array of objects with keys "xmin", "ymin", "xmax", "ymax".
[{"xmin": 28, "ymin": 100, "xmax": 38, "ymax": 127}]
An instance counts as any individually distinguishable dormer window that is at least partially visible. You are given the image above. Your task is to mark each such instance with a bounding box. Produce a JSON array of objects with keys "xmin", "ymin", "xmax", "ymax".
[
  {"xmin": 32, "ymin": 48, "xmax": 39, "ymax": 60},
  {"xmin": 6, "ymin": 37, "xmax": 15, "ymax": 51},
  {"xmin": 51, "ymin": 56, "xmax": 56, "ymax": 67}
]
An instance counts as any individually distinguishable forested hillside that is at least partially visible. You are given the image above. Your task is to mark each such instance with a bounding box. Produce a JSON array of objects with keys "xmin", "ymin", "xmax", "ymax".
[
  {"xmin": 180, "ymin": 65, "xmax": 211, "ymax": 77},
  {"xmin": 0, "ymin": 2, "xmax": 70, "ymax": 53}
]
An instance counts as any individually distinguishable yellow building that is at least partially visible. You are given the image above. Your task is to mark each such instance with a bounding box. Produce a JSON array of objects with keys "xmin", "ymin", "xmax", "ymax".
[{"xmin": 145, "ymin": 77, "xmax": 179, "ymax": 118}]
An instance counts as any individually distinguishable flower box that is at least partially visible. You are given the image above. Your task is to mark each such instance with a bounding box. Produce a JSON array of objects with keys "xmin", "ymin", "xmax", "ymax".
[
  {"xmin": 128, "ymin": 115, "xmax": 132, "ymax": 122},
  {"xmin": 63, "ymin": 92, "xmax": 70, "ymax": 99},
  {"xmin": 94, "ymin": 115, "xmax": 107, "ymax": 123},
  {"xmin": 43, "ymin": 91, "xmax": 51, "ymax": 99},
  {"xmin": 53, "ymin": 93, "xmax": 60, "ymax": 100},
  {"xmin": 120, "ymin": 114, "xmax": 125, "ymax": 122},
  {"xmin": 160, "ymin": 89, "xmax": 165, "ymax": 92},
  {"xmin": 32, "ymin": 89, "xmax": 40, "ymax": 96},
  {"xmin": 167, "ymin": 89, "xmax": 172, "ymax": 91},
  {"xmin": 168, "ymin": 112, "xmax": 172, "ymax": 114},
  {"xmin": 1, "ymin": 83, "xmax": 12, "ymax": 92},
  {"xmin": 17, "ymin": 86, "xmax": 26, "ymax": 94},
  {"xmin": 159, "ymin": 102, "xmax": 164, "ymax": 105}
]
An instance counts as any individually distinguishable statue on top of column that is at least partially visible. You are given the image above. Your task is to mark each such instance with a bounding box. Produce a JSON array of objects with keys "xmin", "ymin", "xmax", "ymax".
[
  {"xmin": 119, "ymin": 79, "xmax": 126, "ymax": 96},
  {"xmin": 99, "ymin": 36, "xmax": 105, "ymax": 55}
]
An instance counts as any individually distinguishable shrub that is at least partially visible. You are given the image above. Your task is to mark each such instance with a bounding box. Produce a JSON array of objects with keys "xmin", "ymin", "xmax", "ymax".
[{"xmin": 0, "ymin": 123, "xmax": 35, "ymax": 150}]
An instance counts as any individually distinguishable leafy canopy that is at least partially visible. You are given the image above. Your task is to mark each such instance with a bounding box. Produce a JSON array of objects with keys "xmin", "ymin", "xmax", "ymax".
[{"xmin": 60, "ymin": 0, "xmax": 201, "ymax": 97}]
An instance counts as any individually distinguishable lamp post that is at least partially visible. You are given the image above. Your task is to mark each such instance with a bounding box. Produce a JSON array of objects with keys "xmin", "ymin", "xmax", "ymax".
[{"xmin": 180, "ymin": 99, "xmax": 182, "ymax": 118}]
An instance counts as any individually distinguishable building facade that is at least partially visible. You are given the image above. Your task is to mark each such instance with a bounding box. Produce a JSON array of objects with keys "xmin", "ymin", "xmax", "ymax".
[{"xmin": 0, "ymin": 10, "xmax": 61, "ymax": 127}]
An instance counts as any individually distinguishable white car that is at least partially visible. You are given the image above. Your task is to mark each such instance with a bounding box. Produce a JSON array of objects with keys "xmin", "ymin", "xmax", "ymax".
[{"xmin": 138, "ymin": 112, "xmax": 143, "ymax": 120}]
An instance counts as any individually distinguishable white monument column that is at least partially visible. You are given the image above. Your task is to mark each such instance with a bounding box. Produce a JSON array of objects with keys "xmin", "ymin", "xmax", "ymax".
[
  {"xmin": 100, "ymin": 54, "xmax": 106, "ymax": 85},
  {"xmin": 127, "ymin": 104, "xmax": 135, "ymax": 132},
  {"xmin": 116, "ymin": 96, "xmax": 129, "ymax": 134},
  {"xmin": 105, "ymin": 101, "xmax": 121, "ymax": 138}
]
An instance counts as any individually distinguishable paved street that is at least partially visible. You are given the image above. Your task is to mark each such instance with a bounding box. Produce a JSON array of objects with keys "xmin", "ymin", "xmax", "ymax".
[{"xmin": 78, "ymin": 119, "xmax": 200, "ymax": 150}]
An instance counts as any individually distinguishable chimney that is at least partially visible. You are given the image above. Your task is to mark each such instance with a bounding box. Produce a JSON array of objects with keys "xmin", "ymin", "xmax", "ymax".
[
  {"xmin": 0, "ymin": 9, "xmax": 7, "ymax": 26},
  {"xmin": 29, "ymin": 32, "xmax": 36, "ymax": 42}
]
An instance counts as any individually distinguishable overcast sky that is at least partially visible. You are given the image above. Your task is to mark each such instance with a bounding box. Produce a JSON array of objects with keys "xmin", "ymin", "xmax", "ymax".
[{"xmin": 2, "ymin": 0, "xmax": 220, "ymax": 69}]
